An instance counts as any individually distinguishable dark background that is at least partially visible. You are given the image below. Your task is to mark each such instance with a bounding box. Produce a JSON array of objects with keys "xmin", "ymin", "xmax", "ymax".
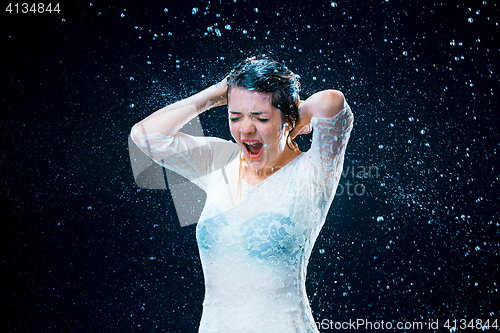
[{"xmin": 1, "ymin": 0, "xmax": 498, "ymax": 332}]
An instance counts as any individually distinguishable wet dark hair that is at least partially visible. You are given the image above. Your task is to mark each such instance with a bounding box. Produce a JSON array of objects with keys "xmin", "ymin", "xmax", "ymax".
[{"xmin": 227, "ymin": 56, "xmax": 301, "ymax": 150}]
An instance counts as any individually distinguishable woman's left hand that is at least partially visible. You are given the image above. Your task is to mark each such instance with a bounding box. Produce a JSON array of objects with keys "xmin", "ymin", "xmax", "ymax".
[{"xmin": 290, "ymin": 100, "xmax": 312, "ymax": 139}]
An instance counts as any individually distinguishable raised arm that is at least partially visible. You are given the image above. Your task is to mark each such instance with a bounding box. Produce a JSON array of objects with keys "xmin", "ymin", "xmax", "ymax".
[
  {"xmin": 134, "ymin": 78, "xmax": 228, "ymax": 138},
  {"xmin": 129, "ymin": 78, "xmax": 241, "ymax": 191},
  {"xmin": 293, "ymin": 89, "xmax": 346, "ymax": 136},
  {"xmin": 294, "ymin": 89, "xmax": 353, "ymax": 200}
]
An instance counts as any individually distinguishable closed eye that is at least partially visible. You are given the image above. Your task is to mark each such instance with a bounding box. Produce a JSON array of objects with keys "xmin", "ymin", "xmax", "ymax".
[{"xmin": 229, "ymin": 117, "xmax": 268, "ymax": 123}]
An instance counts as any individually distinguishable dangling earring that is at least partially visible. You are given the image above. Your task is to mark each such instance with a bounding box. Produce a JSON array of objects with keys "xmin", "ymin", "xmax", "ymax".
[{"xmin": 287, "ymin": 124, "xmax": 300, "ymax": 152}]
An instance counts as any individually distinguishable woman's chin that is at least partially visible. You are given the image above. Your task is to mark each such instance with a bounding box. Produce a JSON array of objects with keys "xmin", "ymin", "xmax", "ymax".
[
  {"xmin": 244, "ymin": 152, "xmax": 266, "ymax": 170},
  {"xmin": 245, "ymin": 156, "xmax": 262, "ymax": 168},
  {"xmin": 248, "ymin": 162, "xmax": 264, "ymax": 172}
]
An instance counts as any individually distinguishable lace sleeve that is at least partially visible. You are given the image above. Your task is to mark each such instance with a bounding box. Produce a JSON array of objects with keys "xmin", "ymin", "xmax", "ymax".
[
  {"xmin": 130, "ymin": 123, "xmax": 240, "ymax": 191},
  {"xmin": 307, "ymin": 104, "xmax": 354, "ymax": 200}
]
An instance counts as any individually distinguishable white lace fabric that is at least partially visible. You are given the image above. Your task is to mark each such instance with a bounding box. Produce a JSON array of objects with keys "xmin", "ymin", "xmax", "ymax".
[{"xmin": 130, "ymin": 105, "xmax": 354, "ymax": 332}]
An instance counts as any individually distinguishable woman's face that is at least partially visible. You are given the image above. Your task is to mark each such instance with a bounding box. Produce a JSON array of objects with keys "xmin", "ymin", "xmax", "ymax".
[{"xmin": 228, "ymin": 87, "xmax": 288, "ymax": 171}]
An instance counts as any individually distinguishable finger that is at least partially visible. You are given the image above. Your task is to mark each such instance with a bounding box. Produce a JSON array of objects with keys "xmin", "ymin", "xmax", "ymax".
[{"xmin": 299, "ymin": 124, "xmax": 311, "ymax": 135}]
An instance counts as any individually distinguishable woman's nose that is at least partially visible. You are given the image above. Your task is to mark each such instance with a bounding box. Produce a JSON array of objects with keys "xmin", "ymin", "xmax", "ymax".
[{"xmin": 239, "ymin": 118, "xmax": 255, "ymax": 134}]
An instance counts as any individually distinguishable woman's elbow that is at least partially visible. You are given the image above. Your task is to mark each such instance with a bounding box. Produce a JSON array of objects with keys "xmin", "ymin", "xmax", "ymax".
[
  {"xmin": 313, "ymin": 89, "xmax": 346, "ymax": 118},
  {"xmin": 325, "ymin": 89, "xmax": 346, "ymax": 111}
]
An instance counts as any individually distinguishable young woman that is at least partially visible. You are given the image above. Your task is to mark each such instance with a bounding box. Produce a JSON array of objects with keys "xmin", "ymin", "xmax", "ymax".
[{"xmin": 130, "ymin": 57, "xmax": 354, "ymax": 332}]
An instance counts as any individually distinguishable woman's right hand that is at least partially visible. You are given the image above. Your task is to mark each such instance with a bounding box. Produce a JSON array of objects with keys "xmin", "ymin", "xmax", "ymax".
[{"xmin": 213, "ymin": 77, "xmax": 228, "ymax": 106}]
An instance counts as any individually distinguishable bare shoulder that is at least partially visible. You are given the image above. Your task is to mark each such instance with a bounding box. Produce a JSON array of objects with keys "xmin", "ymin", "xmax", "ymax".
[{"xmin": 301, "ymin": 89, "xmax": 346, "ymax": 118}]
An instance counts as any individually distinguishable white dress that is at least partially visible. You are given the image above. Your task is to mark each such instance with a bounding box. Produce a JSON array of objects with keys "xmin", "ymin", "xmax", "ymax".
[{"xmin": 130, "ymin": 105, "xmax": 354, "ymax": 333}]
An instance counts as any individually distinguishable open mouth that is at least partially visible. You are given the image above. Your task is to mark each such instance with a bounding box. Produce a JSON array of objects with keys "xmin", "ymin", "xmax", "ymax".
[{"xmin": 242, "ymin": 140, "xmax": 263, "ymax": 159}]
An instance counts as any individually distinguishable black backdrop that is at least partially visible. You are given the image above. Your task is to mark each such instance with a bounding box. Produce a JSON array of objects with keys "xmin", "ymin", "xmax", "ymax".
[{"xmin": 1, "ymin": 1, "xmax": 498, "ymax": 332}]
